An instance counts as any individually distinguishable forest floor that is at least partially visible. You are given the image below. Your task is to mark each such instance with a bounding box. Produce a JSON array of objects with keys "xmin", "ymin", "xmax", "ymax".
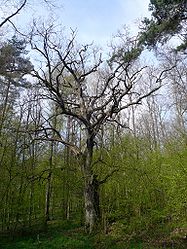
[{"xmin": 0, "ymin": 220, "xmax": 187, "ymax": 249}]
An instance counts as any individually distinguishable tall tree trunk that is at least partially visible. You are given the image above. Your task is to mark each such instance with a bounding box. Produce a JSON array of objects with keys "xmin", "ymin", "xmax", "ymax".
[
  {"xmin": 0, "ymin": 79, "xmax": 11, "ymax": 137},
  {"xmin": 83, "ymin": 137, "xmax": 100, "ymax": 233},
  {"xmin": 45, "ymin": 171, "xmax": 52, "ymax": 223},
  {"xmin": 45, "ymin": 140, "xmax": 54, "ymax": 223},
  {"xmin": 45, "ymin": 105, "xmax": 58, "ymax": 223}
]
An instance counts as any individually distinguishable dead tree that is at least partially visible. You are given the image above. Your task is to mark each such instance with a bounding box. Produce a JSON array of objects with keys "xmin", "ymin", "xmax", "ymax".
[{"xmin": 28, "ymin": 23, "xmax": 171, "ymax": 233}]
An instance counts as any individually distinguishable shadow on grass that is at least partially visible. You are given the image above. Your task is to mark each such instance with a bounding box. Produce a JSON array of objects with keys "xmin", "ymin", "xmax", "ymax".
[{"xmin": 0, "ymin": 220, "xmax": 93, "ymax": 249}]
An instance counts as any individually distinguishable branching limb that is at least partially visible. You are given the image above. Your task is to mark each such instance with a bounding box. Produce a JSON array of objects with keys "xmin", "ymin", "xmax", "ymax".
[{"xmin": 0, "ymin": 0, "xmax": 27, "ymax": 28}]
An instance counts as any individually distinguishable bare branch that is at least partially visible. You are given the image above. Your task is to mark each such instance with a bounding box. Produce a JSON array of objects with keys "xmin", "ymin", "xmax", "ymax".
[
  {"xmin": 0, "ymin": 0, "xmax": 27, "ymax": 28},
  {"xmin": 99, "ymin": 168, "xmax": 119, "ymax": 185}
]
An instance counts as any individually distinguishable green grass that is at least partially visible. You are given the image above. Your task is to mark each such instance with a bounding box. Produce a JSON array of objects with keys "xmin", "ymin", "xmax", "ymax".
[
  {"xmin": 0, "ymin": 221, "xmax": 186, "ymax": 249},
  {"xmin": 0, "ymin": 221, "xmax": 94, "ymax": 249},
  {"xmin": 0, "ymin": 236, "xmax": 93, "ymax": 249},
  {"xmin": 1, "ymin": 234, "xmax": 88, "ymax": 248},
  {"xmin": 0, "ymin": 235, "xmax": 143, "ymax": 249}
]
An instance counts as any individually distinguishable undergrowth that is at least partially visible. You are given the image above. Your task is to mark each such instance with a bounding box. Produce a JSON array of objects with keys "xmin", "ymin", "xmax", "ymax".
[{"xmin": 0, "ymin": 220, "xmax": 187, "ymax": 249}]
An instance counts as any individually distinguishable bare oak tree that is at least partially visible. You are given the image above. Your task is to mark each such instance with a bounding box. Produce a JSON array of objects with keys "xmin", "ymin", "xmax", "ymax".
[{"xmin": 28, "ymin": 23, "xmax": 170, "ymax": 233}]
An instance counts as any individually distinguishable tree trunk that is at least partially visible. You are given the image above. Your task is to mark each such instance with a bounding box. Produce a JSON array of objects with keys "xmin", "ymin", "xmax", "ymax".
[
  {"xmin": 45, "ymin": 171, "xmax": 52, "ymax": 223},
  {"xmin": 83, "ymin": 137, "xmax": 100, "ymax": 233}
]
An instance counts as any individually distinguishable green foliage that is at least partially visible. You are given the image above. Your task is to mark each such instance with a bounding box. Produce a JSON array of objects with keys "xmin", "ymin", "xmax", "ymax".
[
  {"xmin": 139, "ymin": 0, "xmax": 187, "ymax": 50},
  {"xmin": 92, "ymin": 132, "xmax": 187, "ymax": 241},
  {"xmin": 1, "ymin": 113, "xmax": 187, "ymax": 244},
  {"xmin": 0, "ymin": 35, "xmax": 33, "ymax": 86},
  {"xmin": 109, "ymin": 46, "xmax": 143, "ymax": 65}
]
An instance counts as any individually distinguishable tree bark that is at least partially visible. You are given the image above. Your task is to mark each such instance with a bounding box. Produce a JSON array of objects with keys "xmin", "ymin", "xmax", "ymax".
[
  {"xmin": 45, "ymin": 172, "xmax": 52, "ymax": 223},
  {"xmin": 83, "ymin": 136, "xmax": 100, "ymax": 233}
]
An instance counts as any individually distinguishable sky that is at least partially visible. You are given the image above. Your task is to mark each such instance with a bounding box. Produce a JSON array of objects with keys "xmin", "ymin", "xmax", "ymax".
[
  {"xmin": 60, "ymin": 0, "xmax": 151, "ymax": 46},
  {"xmin": 4, "ymin": 0, "xmax": 151, "ymax": 47}
]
